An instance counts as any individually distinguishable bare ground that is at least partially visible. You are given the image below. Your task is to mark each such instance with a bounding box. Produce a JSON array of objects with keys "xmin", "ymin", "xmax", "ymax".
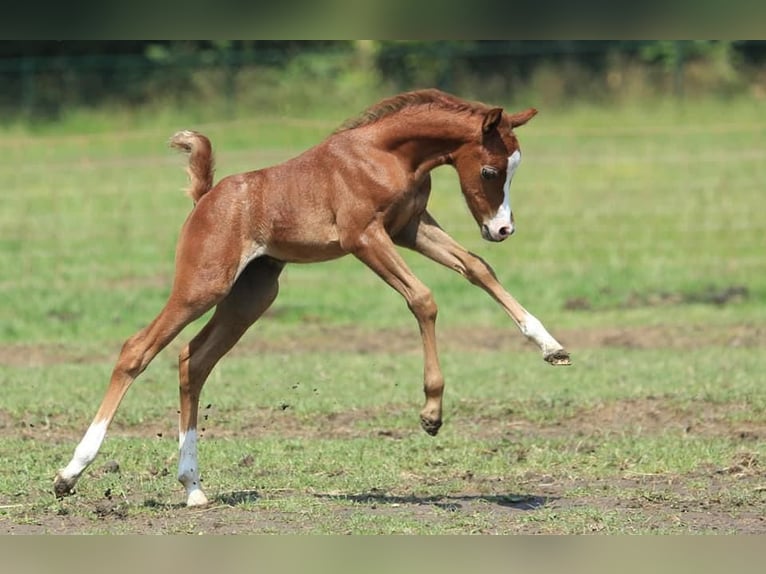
[
  {"xmin": 1, "ymin": 322, "xmax": 764, "ymax": 534},
  {"xmin": 0, "ymin": 322, "xmax": 763, "ymax": 368},
  {"xmin": 3, "ymin": 448, "xmax": 764, "ymax": 534},
  {"xmin": 2, "ymin": 401, "xmax": 764, "ymax": 534}
]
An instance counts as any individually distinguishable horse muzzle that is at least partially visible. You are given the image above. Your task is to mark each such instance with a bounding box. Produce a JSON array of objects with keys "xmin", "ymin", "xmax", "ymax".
[{"xmin": 481, "ymin": 222, "xmax": 515, "ymax": 242}]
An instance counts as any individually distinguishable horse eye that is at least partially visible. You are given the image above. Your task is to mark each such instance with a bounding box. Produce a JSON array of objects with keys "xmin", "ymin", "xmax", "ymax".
[{"xmin": 481, "ymin": 166, "xmax": 499, "ymax": 180}]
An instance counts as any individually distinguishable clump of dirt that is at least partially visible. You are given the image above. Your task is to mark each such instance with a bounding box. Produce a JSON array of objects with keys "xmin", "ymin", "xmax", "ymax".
[
  {"xmin": 716, "ymin": 452, "xmax": 760, "ymax": 477},
  {"xmin": 93, "ymin": 489, "xmax": 129, "ymax": 519}
]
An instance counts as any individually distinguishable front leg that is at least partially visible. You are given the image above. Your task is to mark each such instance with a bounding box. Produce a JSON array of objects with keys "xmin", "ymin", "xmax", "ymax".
[
  {"xmin": 347, "ymin": 222, "xmax": 445, "ymax": 435},
  {"xmin": 395, "ymin": 211, "xmax": 571, "ymax": 365}
]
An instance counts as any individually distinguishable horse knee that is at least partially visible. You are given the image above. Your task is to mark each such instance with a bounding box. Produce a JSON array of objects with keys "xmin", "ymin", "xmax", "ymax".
[{"xmin": 465, "ymin": 258, "xmax": 496, "ymax": 286}]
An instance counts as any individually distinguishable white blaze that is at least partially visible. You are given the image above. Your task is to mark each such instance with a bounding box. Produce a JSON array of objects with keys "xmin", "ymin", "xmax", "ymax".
[{"xmin": 485, "ymin": 150, "xmax": 521, "ymax": 238}]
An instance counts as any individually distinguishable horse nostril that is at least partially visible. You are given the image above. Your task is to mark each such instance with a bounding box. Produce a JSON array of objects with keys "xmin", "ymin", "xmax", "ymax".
[{"xmin": 498, "ymin": 226, "xmax": 513, "ymax": 237}]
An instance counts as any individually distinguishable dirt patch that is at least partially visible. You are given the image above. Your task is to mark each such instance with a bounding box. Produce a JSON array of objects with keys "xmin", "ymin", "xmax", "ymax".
[
  {"xmin": 564, "ymin": 284, "xmax": 750, "ymax": 311},
  {"xmin": 231, "ymin": 322, "xmax": 765, "ymax": 356},
  {"xmin": 0, "ymin": 343, "xmax": 112, "ymax": 368},
  {"xmin": 4, "ymin": 463, "xmax": 763, "ymax": 534},
  {"xmin": 3, "ymin": 401, "xmax": 764, "ymax": 534},
  {"xmin": 2, "ymin": 321, "xmax": 763, "ymax": 533},
  {"xmin": 196, "ymin": 397, "xmax": 764, "ymax": 443},
  {"xmin": 562, "ymin": 322, "xmax": 762, "ymax": 351},
  {"xmin": 2, "ymin": 322, "xmax": 760, "ymax": 368},
  {"xmin": 508, "ymin": 397, "xmax": 763, "ymax": 442},
  {"xmin": 4, "ymin": 395, "xmax": 762, "ymax": 445}
]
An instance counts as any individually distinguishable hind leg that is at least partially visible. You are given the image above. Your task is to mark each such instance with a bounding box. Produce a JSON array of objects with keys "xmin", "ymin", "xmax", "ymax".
[
  {"xmin": 53, "ymin": 291, "xmax": 221, "ymax": 498},
  {"xmin": 176, "ymin": 257, "xmax": 284, "ymax": 506},
  {"xmin": 54, "ymin": 216, "xmax": 247, "ymax": 498}
]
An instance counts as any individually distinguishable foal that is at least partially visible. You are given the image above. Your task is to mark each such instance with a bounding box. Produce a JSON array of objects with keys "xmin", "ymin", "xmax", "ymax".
[{"xmin": 54, "ymin": 89, "xmax": 570, "ymax": 507}]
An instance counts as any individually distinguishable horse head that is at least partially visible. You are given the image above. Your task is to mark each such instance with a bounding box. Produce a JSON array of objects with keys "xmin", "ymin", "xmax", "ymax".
[{"xmin": 452, "ymin": 106, "xmax": 537, "ymax": 242}]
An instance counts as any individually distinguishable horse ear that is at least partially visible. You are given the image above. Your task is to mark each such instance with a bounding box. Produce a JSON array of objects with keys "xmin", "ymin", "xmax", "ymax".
[
  {"xmin": 509, "ymin": 108, "xmax": 538, "ymax": 128},
  {"xmin": 482, "ymin": 107, "xmax": 504, "ymax": 134}
]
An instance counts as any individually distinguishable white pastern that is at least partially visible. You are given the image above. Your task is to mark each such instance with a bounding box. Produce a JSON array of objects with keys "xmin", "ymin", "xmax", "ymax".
[
  {"xmin": 60, "ymin": 420, "xmax": 108, "ymax": 480},
  {"xmin": 486, "ymin": 150, "xmax": 521, "ymax": 237},
  {"xmin": 521, "ymin": 312, "xmax": 563, "ymax": 355},
  {"xmin": 178, "ymin": 429, "xmax": 208, "ymax": 506}
]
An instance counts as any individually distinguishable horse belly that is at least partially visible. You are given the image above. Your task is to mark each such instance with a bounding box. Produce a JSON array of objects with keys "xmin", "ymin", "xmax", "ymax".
[{"xmin": 266, "ymin": 239, "xmax": 345, "ymax": 263}]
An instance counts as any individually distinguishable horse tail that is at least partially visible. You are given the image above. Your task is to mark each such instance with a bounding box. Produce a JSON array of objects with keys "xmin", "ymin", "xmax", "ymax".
[{"xmin": 169, "ymin": 130, "xmax": 215, "ymax": 204}]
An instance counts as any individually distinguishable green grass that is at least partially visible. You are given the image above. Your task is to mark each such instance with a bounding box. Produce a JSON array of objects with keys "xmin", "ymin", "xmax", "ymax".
[{"xmin": 0, "ymin": 96, "xmax": 764, "ymax": 533}]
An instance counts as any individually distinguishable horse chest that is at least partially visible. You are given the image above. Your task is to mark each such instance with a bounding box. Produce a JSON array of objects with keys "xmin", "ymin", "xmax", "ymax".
[{"xmin": 383, "ymin": 185, "xmax": 429, "ymax": 233}]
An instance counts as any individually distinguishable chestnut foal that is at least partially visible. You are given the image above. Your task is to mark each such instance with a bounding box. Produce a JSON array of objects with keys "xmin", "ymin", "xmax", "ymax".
[{"xmin": 54, "ymin": 89, "xmax": 570, "ymax": 507}]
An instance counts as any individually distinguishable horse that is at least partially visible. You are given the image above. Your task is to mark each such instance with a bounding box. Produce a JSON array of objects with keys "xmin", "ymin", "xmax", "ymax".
[{"xmin": 54, "ymin": 89, "xmax": 571, "ymax": 507}]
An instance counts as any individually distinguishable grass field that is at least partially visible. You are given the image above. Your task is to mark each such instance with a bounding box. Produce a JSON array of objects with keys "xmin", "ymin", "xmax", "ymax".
[{"xmin": 0, "ymin": 95, "xmax": 764, "ymax": 533}]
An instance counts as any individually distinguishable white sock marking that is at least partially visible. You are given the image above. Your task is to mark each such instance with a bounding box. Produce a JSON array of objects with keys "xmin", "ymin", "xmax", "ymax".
[
  {"xmin": 60, "ymin": 420, "xmax": 108, "ymax": 480},
  {"xmin": 178, "ymin": 428, "xmax": 207, "ymax": 505},
  {"xmin": 521, "ymin": 312, "xmax": 563, "ymax": 355}
]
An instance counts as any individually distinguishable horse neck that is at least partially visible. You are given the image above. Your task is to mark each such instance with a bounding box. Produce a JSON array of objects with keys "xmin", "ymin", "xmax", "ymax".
[{"xmin": 373, "ymin": 110, "xmax": 478, "ymax": 174}]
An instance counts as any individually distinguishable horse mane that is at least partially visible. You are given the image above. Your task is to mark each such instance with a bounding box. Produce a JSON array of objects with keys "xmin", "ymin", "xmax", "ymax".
[{"xmin": 335, "ymin": 89, "xmax": 489, "ymax": 133}]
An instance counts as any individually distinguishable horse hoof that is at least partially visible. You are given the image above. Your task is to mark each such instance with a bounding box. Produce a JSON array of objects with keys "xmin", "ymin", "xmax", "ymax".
[
  {"xmin": 420, "ymin": 416, "xmax": 442, "ymax": 436},
  {"xmin": 53, "ymin": 472, "xmax": 76, "ymax": 499},
  {"xmin": 186, "ymin": 489, "xmax": 210, "ymax": 508},
  {"xmin": 545, "ymin": 349, "xmax": 572, "ymax": 366}
]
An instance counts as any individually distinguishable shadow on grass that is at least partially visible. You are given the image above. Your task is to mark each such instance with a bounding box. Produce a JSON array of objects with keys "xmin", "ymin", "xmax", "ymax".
[
  {"xmin": 314, "ymin": 491, "xmax": 550, "ymax": 511},
  {"xmin": 146, "ymin": 490, "xmax": 549, "ymax": 512},
  {"xmin": 216, "ymin": 490, "xmax": 261, "ymax": 505},
  {"xmin": 142, "ymin": 499, "xmax": 187, "ymax": 510},
  {"xmin": 141, "ymin": 490, "xmax": 261, "ymax": 509}
]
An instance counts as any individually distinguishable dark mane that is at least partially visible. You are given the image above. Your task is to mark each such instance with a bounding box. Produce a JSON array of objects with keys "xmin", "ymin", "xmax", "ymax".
[{"xmin": 334, "ymin": 89, "xmax": 489, "ymax": 133}]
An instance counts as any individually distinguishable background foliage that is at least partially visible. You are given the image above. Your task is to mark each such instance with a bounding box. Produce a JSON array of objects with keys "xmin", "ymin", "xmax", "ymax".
[{"xmin": 1, "ymin": 40, "xmax": 765, "ymax": 126}]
